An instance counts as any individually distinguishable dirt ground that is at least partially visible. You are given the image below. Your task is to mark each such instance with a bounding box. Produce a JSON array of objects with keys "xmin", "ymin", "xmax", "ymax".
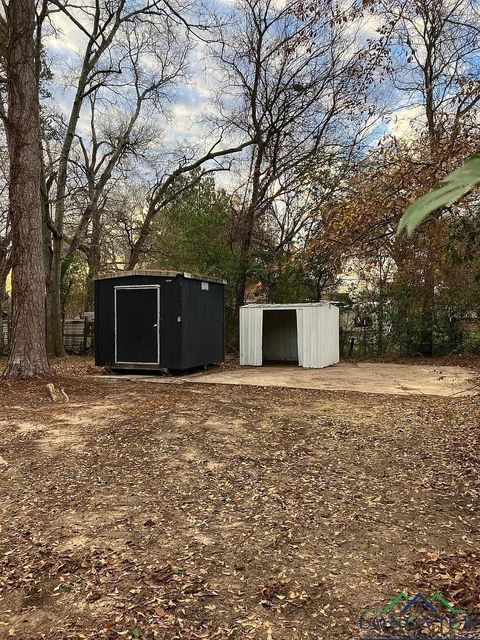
[
  {"xmin": 174, "ymin": 361, "xmax": 479, "ymax": 397},
  {"xmin": 0, "ymin": 357, "xmax": 479, "ymax": 640}
]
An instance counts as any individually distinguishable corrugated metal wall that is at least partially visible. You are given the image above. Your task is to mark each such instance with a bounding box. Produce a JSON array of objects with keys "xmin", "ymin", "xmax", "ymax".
[
  {"xmin": 240, "ymin": 304, "xmax": 339, "ymax": 368},
  {"xmin": 299, "ymin": 305, "xmax": 339, "ymax": 368},
  {"xmin": 322, "ymin": 304, "xmax": 340, "ymax": 366},
  {"xmin": 239, "ymin": 306, "xmax": 263, "ymax": 365}
]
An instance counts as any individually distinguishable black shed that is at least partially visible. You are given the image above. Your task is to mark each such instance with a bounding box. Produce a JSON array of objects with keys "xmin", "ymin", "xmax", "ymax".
[{"xmin": 94, "ymin": 270, "xmax": 225, "ymax": 371}]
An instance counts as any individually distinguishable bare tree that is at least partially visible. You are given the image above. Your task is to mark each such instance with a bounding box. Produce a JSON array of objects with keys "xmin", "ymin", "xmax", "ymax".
[
  {"xmin": 41, "ymin": 0, "xmax": 195, "ymax": 354},
  {"xmin": 58, "ymin": 12, "xmax": 189, "ymax": 307},
  {"xmin": 38, "ymin": 0, "xmax": 254, "ymax": 353},
  {"xmin": 214, "ymin": 0, "xmax": 379, "ymax": 318},
  {"xmin": 67, "ymin": 87, "xmax": 156, "ymax": 309},
  {"xmin": 125, "ymin": 135, "xmax": 254, "ymax": 269},
  {"xmin": 1, "ymin": 0, "xmax": 50, "ymax": 377}
]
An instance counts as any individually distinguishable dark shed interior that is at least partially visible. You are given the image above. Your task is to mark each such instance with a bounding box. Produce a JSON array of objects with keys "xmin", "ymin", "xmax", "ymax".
[
  {"xmin": 262, "ymin": 309, "xmax": 299, "ymax": 363},
  {"xmin": 95, "ymin": 271, "xmax": 225, "ymax": 371}
]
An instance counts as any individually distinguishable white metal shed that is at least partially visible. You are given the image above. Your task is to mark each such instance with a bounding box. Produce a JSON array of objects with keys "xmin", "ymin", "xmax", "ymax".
[{"xmin": 240, "ymin": 303, "xmax": 339, "ymax": 369}]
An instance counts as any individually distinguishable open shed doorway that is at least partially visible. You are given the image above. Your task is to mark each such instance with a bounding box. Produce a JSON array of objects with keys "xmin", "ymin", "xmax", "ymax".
[{"xmin": 262, "ymin": 309, "xmax": 299, "ymax": 365}]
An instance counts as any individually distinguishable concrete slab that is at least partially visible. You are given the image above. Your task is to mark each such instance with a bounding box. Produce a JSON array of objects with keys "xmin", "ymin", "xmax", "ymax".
[{"xmin": 181, "ymin": 362, "xmax": 478, "ymax": 397}]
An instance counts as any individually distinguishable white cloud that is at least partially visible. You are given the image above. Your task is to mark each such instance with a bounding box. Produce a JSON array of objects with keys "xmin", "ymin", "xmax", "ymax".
[
  {"xmin": 388, "ymin": 105, "xmax": 424, "ymax": 140},
  {"xmin": 44, "ymin": 10, "xmax": 89, "ymax": 56},
  {"xmin": 345, "ymin": 12, "xmax": 382, "ymax": 41}
]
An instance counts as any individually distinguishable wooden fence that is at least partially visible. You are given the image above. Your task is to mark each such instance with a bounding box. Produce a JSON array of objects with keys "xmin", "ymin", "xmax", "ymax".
[
  {"xmin": 63, "ymin": 318, "xmax": 95, "ymax": 353},
  {"xmin": 1, "ymin": 317, "xmax": 94, "ymax": 355}
]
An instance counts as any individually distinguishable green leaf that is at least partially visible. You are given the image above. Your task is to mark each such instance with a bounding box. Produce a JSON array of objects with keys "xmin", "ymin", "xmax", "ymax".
[
  {"xmin": 132, "ymin": 629, "xmax": 141, "ymax": 638},
  {"xmin": 398, "ymin": 154, "xmax": 480, "ymax": 236}
]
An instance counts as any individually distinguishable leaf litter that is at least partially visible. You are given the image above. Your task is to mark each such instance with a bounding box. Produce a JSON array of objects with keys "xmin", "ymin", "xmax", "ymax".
[{"xmin": 0, "ymin": 356, "xmax": 478, "ymax": 639}]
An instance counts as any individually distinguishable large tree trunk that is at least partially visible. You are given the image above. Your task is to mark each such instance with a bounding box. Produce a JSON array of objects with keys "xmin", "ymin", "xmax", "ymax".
[
  {"xmin": 0, "ymin": 248, "xmax": 9, "ymax": 356},
  {"xmin": 231, "ymin": 199, "xmax": 258, "ymax": 347},
  {"xmin": 233, "ymin": 147, "xmax": 263, "ymax": 331},
  {"xmin": 3, "ymin": 0, "xmax": 51, "ymax": 378}
]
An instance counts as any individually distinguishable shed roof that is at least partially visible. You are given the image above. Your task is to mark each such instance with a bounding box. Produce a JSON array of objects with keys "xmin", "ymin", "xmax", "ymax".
[
  {"xmin": 241, "ymin": 302, "xmax": 336, "ymax": 309},
  {"xmin": 94, "ymin": 270, "xmax": 226, "ymax": 284}
]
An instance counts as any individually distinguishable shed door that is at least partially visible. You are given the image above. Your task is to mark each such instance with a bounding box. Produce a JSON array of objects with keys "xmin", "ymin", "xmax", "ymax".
[{"xmin": 115, "ymin": 286, "xmax": 160, "ymax": 364}]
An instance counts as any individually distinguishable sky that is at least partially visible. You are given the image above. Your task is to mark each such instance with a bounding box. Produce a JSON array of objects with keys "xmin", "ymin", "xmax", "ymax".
[
  {"xmin": 41, "ymin": 0, "xmax": 473, "ymax": 195},
  {"xmin": 42, "ymin": 1, "xmax": 404, "ymax": 158},
  {"xmin": 43, "ymin": 5, "xmax": 222, "ymax": 154}
]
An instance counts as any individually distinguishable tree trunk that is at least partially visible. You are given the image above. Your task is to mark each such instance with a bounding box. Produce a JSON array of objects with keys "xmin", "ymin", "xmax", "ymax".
[
  {"xmin": 3, "ymin": 0, "xmax": 51, "ymax": 378},
  {"xmin": 377, "ymin": 261, "xmax": 384, "ymax": 356},
  {"xmin": 84, "ymin": 204, "xmax": 102, "ymax": 312},
  {"xmin": 44, "ymin": 74, "xmax": 91, "ymax": 358},
  {"xmin": 0, "ymin": 250, "xmax": 9, "ymax": 356},
  {"xmin": 46, "ymin": 242, "xmax": 64, "ymax": 356},
  {"xmin": 419, "ymin": 263, "xmax": 435, "ymax": 356},
  {"xmin": 233, "ymin": 147, "xmax": 264, "ymax": 329},
  {"xmin": 41, "ymin": 160, "xmax": 57, "ymax": 356},
  {"xmin": 127, "ymin": 199, "xmax": 156, "ymax": 270}
]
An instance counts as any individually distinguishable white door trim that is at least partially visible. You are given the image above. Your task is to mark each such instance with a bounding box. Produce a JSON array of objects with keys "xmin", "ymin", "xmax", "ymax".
[{"xmin": 114, "ymin": 285, "xmax": 160, "ymax": 365}]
